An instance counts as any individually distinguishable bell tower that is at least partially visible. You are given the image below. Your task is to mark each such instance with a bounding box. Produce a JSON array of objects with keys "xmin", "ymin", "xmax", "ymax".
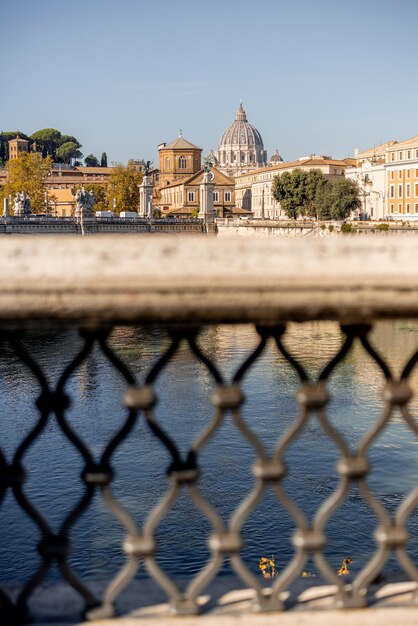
[{"xmin": 158, "ymin": 132, "xmax": 202, "ymax": 187}]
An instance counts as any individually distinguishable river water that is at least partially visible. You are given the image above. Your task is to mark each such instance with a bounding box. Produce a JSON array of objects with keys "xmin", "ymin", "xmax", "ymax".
[{"xmin": 0, "ymin": 322, "xmax": 417, "ymax": 584}]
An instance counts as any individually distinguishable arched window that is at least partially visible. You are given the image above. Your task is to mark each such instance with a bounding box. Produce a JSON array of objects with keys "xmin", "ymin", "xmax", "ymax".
[{"xmin": 179, "ymin": 156, "xmax": 187, "ymax": 169}]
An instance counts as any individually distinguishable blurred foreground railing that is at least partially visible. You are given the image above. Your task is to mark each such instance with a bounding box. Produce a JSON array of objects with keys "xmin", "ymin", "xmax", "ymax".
[{"xmin": 0, "ymin": 236, "xmax": 418, "ymax": 625}]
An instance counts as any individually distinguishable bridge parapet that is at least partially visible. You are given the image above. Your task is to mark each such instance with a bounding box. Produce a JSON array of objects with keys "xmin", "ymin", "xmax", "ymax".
[{"xmin": 0, "ymin": 236, "xmax": 418, "ymax": 625}]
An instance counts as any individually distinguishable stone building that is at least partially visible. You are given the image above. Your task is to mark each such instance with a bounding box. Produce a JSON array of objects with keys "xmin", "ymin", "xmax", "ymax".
[
  {"xmin": 385, "ymin": 135, "xmax": 418, "ymax": 220},
  {"xmin": 8, "ymin": 137, "xmax": 29, "ymax": 160},
  {"xmin": 159, "ymin": 167, "xmax": 235, "ymax": 217},
  {"xmin": 345, "ymin": 141, "xmax": 396, "ymax": 220},
  {"xmin": 156, "ymin": 132, "xmax": 236, "ymax": 216},
  {"xmin": 158, "ymin": 133, "xmax": 202, "ymax": 188},
  {"xmin": 235, "ymin": 156, "xmax": 355, "ymax": 219},
  {"xmin": 217, "ymin": 103, "xmax": 267, "ymax": 177}
]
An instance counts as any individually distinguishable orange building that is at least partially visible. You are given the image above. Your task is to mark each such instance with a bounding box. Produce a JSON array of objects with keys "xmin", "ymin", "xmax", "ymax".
[
  {"xmin": 159, "ymin": 167, "xmax": 235, "ymax": 217},
  {"xmin": 156, "ymin": 132, "xmax": 236, "ymax": 215},
  {"xmin": 386, "ymin": 135, "xmax": 418, "ymax": 219},
  {"xmin": 158, "ymin": 133, "xmax": 202, "ymax": 188},
  {"xmin": 8, "ymin": 137, "xmax": 29, "ymax": 159}
]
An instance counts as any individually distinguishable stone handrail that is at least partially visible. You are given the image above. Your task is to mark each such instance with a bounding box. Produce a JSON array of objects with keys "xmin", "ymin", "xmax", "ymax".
[{"xmin": 1, "ymin": 235, "xmax": 418, "ymax": 324}]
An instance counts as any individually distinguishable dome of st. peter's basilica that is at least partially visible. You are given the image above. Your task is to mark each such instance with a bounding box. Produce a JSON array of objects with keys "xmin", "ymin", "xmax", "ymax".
[{"xmin": 217, "ymin": 103, "xmax": 267, "ymax": 176}]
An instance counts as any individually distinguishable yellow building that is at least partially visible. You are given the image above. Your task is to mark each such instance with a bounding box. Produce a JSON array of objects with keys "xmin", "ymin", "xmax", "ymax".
[
  {"xmin": 158, "ymin": 133, "xmax": 202, "ymax": 188},
  {"xmin": 157, "ymin": 132, "xmax": 237, "ymax": 216},
  {"xmin": 47, "ymin": 188, "xmax": 74, "ymax": 217},
  {"xmin": 159, "ymin": 167, "xmax": 235, "ymax": 217},
  {"xmin": 8, "ymin": 137, "xmax": 29, "ymax": 160},
  {"xmin": 386, "ymin": 135, "xmax": 418, "ymax": 219}
]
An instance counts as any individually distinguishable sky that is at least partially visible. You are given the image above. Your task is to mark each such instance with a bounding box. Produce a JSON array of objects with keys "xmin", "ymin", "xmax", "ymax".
[{"xmin": 1, "ymin": 0, "xmax": 418, "ymax": 166}]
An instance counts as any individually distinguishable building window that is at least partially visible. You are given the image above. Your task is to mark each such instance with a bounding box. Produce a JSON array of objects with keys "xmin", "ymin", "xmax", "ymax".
[
  {"xmin": 390, "ymin": 204, "xmax": 394, "ymax": 213},
  {"xmin": 165, "ymin": 158, "xmax": 170, "ymax": 169},
  {"xmin": 390, "ymin": 171, "xmax": 394, "ymax": 180},
  {"xmin": 224, "ymin": 191, "xmax": 231, "ymax": 202},
  {"xmin": 407, "ymin": 169, "xmax": 410, "ymax": 178},
  {"xmin": 407, "ymin": 150, "xmax": 411, "ymax": 159},
  {"xmin": 406, "ymin": 184, "xmax": 411, "ymax": 197},
  {"xmin": 415, "ymin": 204, "xmax": 418, "ymax": 213},
  {"xmin": 187, "ymin": 191, "xmax": 195, "ymax": 202},
  {"xmin": 390, "ymin": 185, "xmax": 394, "ymax": 198},
  {"xmin": 179, "ymin": 156, "xmax": 187, "ymax": 169},
  {"xmin": 398, "ymin": 184, "xmax": 402, "ymax": 197},
  {"xmin": 399, "ymin": 151, "xmax": 403, "ymax": 160},
  {"xmin": 406, "ymin": 203, "xmax": 410, "ymax": 213},
  {"xmin": 415, "ymin": 183, "xmax": 418, "ymax": 196},
  {"xmin": 213, "ymin": 191, "xmax": 219, "ymax": 202},
  {"xmin": 399, "ymin": 170, "xmax": 403, "ymax": 179},
  {"xmin": 398, "ymin": 203, "xmax": 402, "ymax": 213},
  {"xmin": 391, "ymin": 153, "xmax": 395, "ymax": 161}
]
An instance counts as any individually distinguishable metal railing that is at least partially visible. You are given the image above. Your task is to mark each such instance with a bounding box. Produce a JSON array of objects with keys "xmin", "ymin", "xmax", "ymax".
[{"xmin": 0, "ymin": 236, "xmax": 418, "ymax": 624}]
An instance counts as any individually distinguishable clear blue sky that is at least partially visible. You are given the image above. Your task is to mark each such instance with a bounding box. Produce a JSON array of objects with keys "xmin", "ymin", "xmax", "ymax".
[{"xmin": 1, "ymin": 0, "xmax": 417, "ymax": 165}]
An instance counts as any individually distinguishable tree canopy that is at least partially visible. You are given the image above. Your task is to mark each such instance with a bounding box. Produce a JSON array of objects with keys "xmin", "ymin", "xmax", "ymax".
[
  {"xmin": 84, "ymin": 154, "xmax": 99, "ymax": 167},
  {"xmin": 0, "ymin": 128, "xmax": 106, "ymax": 167},
  {"xmin": 272, "ymin": 169, "xmax": 312, "ymax": 219},
  {"xmin": 316, "ymin": 178, "xmax": 361, "ymax": 220},
  {"xmin": 272, "ymin": 168, "xmax": 360, "ymax": 220},
  {"xmin": 107, "ymin": 163, "xmax": 143, "ymax": 215},
  {"xmin": 0, "ymin": 153, "xmax": 53, "ymax": 213},
  {"xmin": 56, "ymin": 141, "xmax": 83, "ymax": 164}
]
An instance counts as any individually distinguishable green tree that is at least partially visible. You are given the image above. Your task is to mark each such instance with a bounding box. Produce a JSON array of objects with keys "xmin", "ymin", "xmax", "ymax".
[
  {"xmin": 100, "ymin": 152, "xmax": 108, "ymax": 167},
  {"xmin": 30, "ymin": 129, "xmax": 82, "ymax": 162},
  {"xmin": 30, "ymin": 128, "xmax": 62, "ymax": 159},
  {"xmin": 303, "ymin": 169, "xmax": 327, "ymax": 219},
  {"xmin": 317, "ymin": 178, "xmax": 361, "ymax": 220},
  {"xmin": 272, "ymin": 169, "xmax": 308, "ymax": 219},
  {"xmin": 84, "ymin": 154, "xmax": 99, "ymax": 167},
  {"xmin": 107, "ymin": 163, "xmax": 143, "ymax": 214},
  {"xmin": 59, "ymin": 135, "xmax": 81, "ymax": 148},
  {"xmin": 56, "ymin": 141, "xmax": 83, "ymax": 164},
  {"xmin": 0, "ymin": 140, "xmax": 6, "ymax": 166},
  {"xmin": 0, "ymin": 152, "xmax": 53, "ymax": 213}
]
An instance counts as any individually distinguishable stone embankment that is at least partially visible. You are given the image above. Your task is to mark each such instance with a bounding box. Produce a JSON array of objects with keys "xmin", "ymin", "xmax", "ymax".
[{"xmin": 216, "ymin": 219, "xmax": 418, "ymax": 238}]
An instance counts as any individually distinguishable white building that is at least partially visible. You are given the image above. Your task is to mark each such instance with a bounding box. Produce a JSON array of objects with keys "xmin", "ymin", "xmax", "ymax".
[
  {"xmin": 235, "ymin": 156, "xmax": 352, "ymax": 219},
  {"xmin": 345, "ymin": 141, "xmax": 397, "ymax": 220}
]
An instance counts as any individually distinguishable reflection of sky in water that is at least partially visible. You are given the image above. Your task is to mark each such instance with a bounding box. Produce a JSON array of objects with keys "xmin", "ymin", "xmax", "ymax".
[{"xmin": 0, "ymin": 322, "xmax": 417, "ymax": 584}]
